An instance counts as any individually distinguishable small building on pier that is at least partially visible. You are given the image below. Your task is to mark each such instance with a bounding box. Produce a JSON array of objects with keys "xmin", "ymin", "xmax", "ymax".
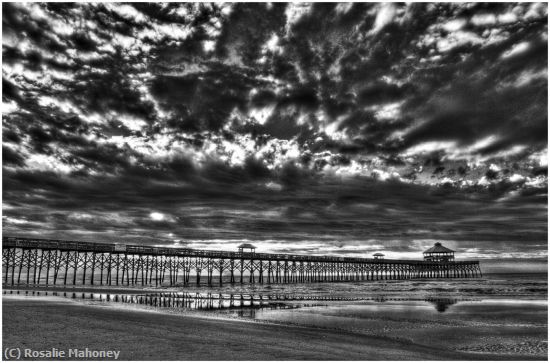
[
  {"xmin": 373, "ymin": 253, "xmax": 385, "ymax": 260},
  {"xmin": 238, "ymin": 243, "xmax": 256, "ymax": 253},
  {"xmin": 2, "ymin": 236, "xmax": 482, "ymax": 287},
  {"xmin": 423, "ymin": 242, "xmax": 454, "ymax": 262}
]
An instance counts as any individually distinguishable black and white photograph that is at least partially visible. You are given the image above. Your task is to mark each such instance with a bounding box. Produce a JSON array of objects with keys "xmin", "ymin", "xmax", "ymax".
[{"xmin": 1, "ymin": 1, "xmax": 548, "ymax": 360}]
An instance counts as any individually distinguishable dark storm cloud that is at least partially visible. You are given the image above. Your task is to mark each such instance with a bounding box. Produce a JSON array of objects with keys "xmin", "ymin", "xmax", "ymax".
[
  {"xmin": 150, "ymin": 64, "xmax": 262, "ymax": 132},
  {"xmin": 401, "ymin": 31, "xmax": 548, "ymax": 150},
  {"xmin": 2, "ymin": 3, "xmax": 66, "ymax": 52},
  {"xmin": 357, "ymin": 81, "xmax": 414, "ymax": 107},
  {"xmin": 2, "ymin": 145, "xmax": 25, "ymax": 166},
  {"xmin": 2, "ymin": 3, "xmax": 547, "ymax": 261},
  {"xmin": 3, "ymin": 164, "xmax": 546, "ymax": 260},
  {"xmin": 214, "ymin": 2, "xmax": 287, "ymax": 64},
  {"xmin": 68, "ymin": 65, "xmax": 157, "ymax": 123}
]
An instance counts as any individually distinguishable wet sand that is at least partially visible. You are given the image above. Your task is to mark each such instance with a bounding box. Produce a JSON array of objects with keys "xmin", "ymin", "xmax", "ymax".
[
  {"xmin": 3, "ymin": 296, "xmax": 542, "ymax": 360},
  {"xmin": 253, "ymin": 300, "xmax": 548, "ymax": 359}
]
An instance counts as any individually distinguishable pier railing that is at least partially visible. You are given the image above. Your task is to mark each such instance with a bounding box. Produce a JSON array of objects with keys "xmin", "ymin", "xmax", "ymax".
[
  {"xmin": 2, "ymin": 236, "xmax": 482, "ymax": 287},
  {"xmin": 2, "ymin": 236, "xmax": 479, "ymax": 265}
]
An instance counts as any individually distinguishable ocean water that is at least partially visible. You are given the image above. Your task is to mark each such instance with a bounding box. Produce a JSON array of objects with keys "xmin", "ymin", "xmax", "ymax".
[
  {"xmin": 4, "ymin": 273, "xmax": 547, "ymax": 305},
  {"xmin": 184, "ymin": 272, "xmax": 548, "ymax": 299}
]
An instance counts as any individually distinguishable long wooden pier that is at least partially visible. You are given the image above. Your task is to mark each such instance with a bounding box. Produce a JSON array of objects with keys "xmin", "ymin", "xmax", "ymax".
[{"xmin": 2, "ymin": 236, "xmax": 482, "ymax": 287}]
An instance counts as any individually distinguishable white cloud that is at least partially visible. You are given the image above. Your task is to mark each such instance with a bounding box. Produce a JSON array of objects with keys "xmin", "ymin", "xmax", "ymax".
[
  {"xmin": 501, "ymin": 41, "xmax": 530, "ymax": 59},
  {"xmin": 471, "ymin": 13, "xmax": 496, "ymax": 26},
  {"xmin": 372, "ymin": 101, "xmax": 403, "ymax": 121},
  {"xmin": 509, "ymin": 174, "xmax": 525, "ymax": 183},
  {"xmin": 335, "ymin": 3, "xmax": 353, "ymax": 16},
  {"xmin": 25, "ymin": 153, "xmax": 76, "ymax": 174},
  {"xmin": 497, "ymin": 12, "xmax": 518, "ymax": 24},
  {"xmin": 442, "ymin": 18, "xmax": 467, "ymax": 32},
  {"xmin": 512, "ymin": 68, "xmax": 547, "ymax": 88},
  {"xmin": 524, "ymin": 3, "xmax": 547, "ymax": 21},
  {"xmin": 203, "ymin": 40, "xmax": 216, "ymax": 52},
  {"xmin": 264, "ymin": 33, "xmax": 281, "ymax": 54},
  {"xmin": 529, "ymin": 149, "xmax": 548, "ymax": 167},
  {"xmin": 3, "ymin": 100, "xmax": 19, "ymax": 114},
  {"xmin": 265, "ymin": 181, "xmax": 283, "ymax": 191},
  {"xmin": 168, "ymin": 5, "xmax": 189, "ymax": 19},
  {"xmin": 489, "ymin": 163, "xmax": 501, "ymax": 172},
  {"xmin": 3, "ymin": 216, "xmax": 33, "ymax": 225},
  {"xmin": 150, "ymin": 212, "xmax": 165, "ymax": 221},
  {"xmin": 220, "ymin": 4, "xmax": 233, "ymax": 17},
  {"xmin": 403, "ymin": 141, "xmax": 457, "ymax": 156},
  {"xmin": 323, "ymin": 114, "xmax": 349, "ymax": 141},
  {"xmin": 104, "ymin": 4, "xmax": 147, "ymax": 24},
  {"xmin": 477, "ymin": 176, "xmax": 491, "ymax": 186},
  {"xmin": 371, "ymin": 168, "xmax": 400, "ymax": 181},
  {"xmin": 116, "ymin": 113, "xmax": 148, "ymax": 131},
  {"xmin": 26, "ymin": 2, "xmax": 48, "ymax": 21},
  {"xmin": 437, "ymin": 30, "xmax": 484, "ymax": 52},
  {"xmin": 249, "ymin": 105, "xmax": 276, "ymax": 125},
  {"xmin": 285, "ymin": 3, "xmax": 311, "ymax": 34},
  {"xmin": 371, "ymin": 3, "xmax": 396, "ymax": 34},
  {"xmin": 524, "ymin": 175, "xmax": 547, "ymax": 188}
]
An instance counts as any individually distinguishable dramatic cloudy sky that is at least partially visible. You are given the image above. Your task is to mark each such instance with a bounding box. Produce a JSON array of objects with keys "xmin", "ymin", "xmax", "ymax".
[{"xmin": 2, "ymin": 2, "xmax": 547, "ymax": 271}]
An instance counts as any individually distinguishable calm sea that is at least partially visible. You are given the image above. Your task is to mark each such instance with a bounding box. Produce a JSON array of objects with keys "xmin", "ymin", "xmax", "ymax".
[{"xmin": 185, "ymin": 272, "xmax": 548, "ymax": 300}]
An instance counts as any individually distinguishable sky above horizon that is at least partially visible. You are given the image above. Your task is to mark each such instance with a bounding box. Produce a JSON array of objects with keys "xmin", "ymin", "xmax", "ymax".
[{"xmin": 2, "ymin": 3, "xmax": 548, "ymax": 267}]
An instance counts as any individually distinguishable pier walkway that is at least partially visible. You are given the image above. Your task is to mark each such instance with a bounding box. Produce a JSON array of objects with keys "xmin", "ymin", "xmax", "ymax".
[{"xmin": 2, "ymin": 236, "xmax": 481, "ymax": 286}]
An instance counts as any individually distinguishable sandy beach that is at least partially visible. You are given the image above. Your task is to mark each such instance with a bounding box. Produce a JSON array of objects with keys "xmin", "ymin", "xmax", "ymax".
[{"xmin": 3, "ymin": 295, "xmax": 544, "ymax": 360}]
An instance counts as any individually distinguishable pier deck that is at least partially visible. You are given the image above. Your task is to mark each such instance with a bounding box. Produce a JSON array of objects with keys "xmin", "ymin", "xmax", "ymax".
[{"xmin": 2, "ymin": 236, "xmax": 481, "ymax": 286}]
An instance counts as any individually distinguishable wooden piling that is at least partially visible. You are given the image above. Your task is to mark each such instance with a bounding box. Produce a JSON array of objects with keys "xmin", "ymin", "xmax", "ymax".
[{"xmin": 2, "ymin": 238, "xmax": 481, "ymax": 288}]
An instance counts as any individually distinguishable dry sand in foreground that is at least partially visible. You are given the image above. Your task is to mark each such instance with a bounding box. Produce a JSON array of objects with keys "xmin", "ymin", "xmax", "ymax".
[{"xmin": 2, "ymin": 297, "xmax": 540, "ymax": 360}]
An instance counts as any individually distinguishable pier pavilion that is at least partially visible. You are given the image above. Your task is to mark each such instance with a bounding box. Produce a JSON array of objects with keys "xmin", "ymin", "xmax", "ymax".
[
  {"xmin": 423, "ymin": 242, "xmax": 455, "ymax": 262},
  {"xmin": 238, "ymin": 243, "xmax": 256, "ymax": 254},
  {"xmin": 2, "ymin": 236, "xmax": 481, "ymax": 287}
]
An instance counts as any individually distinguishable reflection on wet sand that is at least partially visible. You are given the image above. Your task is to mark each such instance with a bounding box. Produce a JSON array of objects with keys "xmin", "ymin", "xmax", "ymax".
[
  {"xmin": 3, "ymin": 289, "xmax": 470, "ymax": 313},
  {"xmin": 430, "ymin": 299, "xmax": 457, "ymax": 312},
  {"xmin": 3, "ymin": 289, "xmax": 546, "ymax": 358}
]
